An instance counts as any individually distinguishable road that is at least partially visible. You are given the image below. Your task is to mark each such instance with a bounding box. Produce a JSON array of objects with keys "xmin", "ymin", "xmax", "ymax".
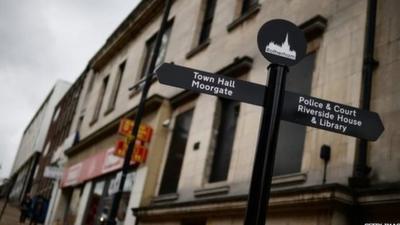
[{"xmin": 0, "ymin": 199, "xmax": 22, "ymax": 225}]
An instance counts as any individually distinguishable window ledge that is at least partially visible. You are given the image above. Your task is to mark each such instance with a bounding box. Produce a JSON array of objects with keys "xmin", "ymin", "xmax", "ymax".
[
  {"xmin": 186, "ymin": 39, "xmax": 210, "ymax": 59},
  {"xmin": 299, "ymin": 15, "xmax": 328, "ymax": 41},
  {"xmin": 194, "ymin": 184, "xmax": 230, "ymax": 198},
  {"xmin": 272, "ymin": 172, "xmax": 307, "ymax": 186},
  {"xmin": 104, "ymin": 106, "xmax": 114, "ymax": 116},
  {"xmin": 227, "ymin": 4, "xmax": 261, "ymax": 32},
  {"xmin": 89, "ymin": 117, "xmax": 98, "ymax": 127},
  {"xmin": 152, "ymin": 193, "xmax": 179, "ymax": 204}
]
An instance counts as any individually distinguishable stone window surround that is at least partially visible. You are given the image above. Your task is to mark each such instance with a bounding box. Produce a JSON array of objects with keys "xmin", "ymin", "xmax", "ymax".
[{"xmin": 153, "ymin": 100, "xmax": 198, "ymax": 200}]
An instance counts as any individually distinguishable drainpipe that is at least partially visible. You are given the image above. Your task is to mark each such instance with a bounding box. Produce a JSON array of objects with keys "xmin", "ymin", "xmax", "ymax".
[{"xmin": 349, "ymin": 0, "xmax": 379, "ymax": 187}]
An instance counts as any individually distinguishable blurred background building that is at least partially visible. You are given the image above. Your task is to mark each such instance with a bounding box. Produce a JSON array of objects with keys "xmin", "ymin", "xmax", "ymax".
[{"xmin": 8, "ymin": 80, "xmax": 70, "ymax": 203}]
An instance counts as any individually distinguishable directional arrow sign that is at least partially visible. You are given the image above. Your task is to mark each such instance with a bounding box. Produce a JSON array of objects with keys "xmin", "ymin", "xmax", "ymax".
[
  {"xmin": 156, "ymin": 63, "xmax": 384, "ymax": 141},
  {"xmin": 281, "ymin": 92, "xmax": 384, "ymax": 141},
  {"xmin": 156, "ymin": 63, "xmax": 265, "ymax": 106}
]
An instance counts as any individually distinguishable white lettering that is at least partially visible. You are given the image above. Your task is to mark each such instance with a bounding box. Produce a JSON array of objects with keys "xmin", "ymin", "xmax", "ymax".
[
  {"xmin": 333, "ymin": 105, "xmax": 357, "ymax": 117},
  {"xmin": 299, "ymin": 96, "xmax": 324, "ymax": 109}
]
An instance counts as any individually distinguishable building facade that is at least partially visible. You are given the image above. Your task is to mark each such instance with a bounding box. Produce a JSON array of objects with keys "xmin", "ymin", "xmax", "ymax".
[
  {"xmin": 28, "ymin": 72, "xmax": 87, "ymax": 225},
  {"xmin": 50, "ymin": 0, "xmax": 400, "ymax": 225},
  {"xmin": 9, "ymin": 80, "xmax": 70, "ymax": 203}
]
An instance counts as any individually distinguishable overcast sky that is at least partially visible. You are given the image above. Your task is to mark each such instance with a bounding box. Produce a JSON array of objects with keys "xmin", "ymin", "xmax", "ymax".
[{"xmin": 0, "ymin": 0, "xmax": 140, "ymax": 179}]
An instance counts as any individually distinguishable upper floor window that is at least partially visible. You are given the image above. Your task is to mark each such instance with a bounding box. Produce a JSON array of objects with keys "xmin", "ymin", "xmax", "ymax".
[
  {"xmin": 91, "ymin": 75, "xmax": 109, "ymax": 123},
  {"xmin": 87, "ymin": 71, "xmax": 96, "ymax": 93},
  {"xmin": 159, "ymin": 108, "xmax": 194, "ymax": 195},
  {"xmin": 209, "ymin": 99, "xmax": 240, "ymax": 183},
  {"xmin": 273, "ymin": 52, "xmax": 316, "ymax": 176},
  {"xmin": 140, "ymin": 21, "xmax": 173, "ymax": 80},
  {"xmin": 53, "ymin": 108, "xmax": 60, "ymax": 122},
  {"xmin": 106, "ymin": 61, "xmax": 126, "ymax": 112},
  {"xmin": 198, "ymin": 0, "xmax": 217, "ymax": 45},
  {"xmin": 241, "ymin": 0, "xmax": 258, "ymax": 15}
]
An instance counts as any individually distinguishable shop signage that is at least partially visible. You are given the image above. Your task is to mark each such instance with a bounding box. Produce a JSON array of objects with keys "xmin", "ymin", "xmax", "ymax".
[
  {"xmin": 62, "ymin": 163, "xmax": 82, "ymax": 187},
  {"xmin": 44, "ymin": 166, "xmax": 63, "ymax": 180},
  {"xmin": 114, "ymin": 139, "xmax": 129, "ymax": 157},
  {"xmin": 132, "ymin": 145, "xmax": 148, "ymax": 164},
  {"xmin": 114, "ymin": 139, "xmax": 148, "ymax": 164},
  {"xmin": 118, "ymin": 118, "xmax": 134, "ymax": 136},
  {"xmin": 61, "ymin": 147, "xmax": 129, "ymax": 187},
  {"xmin": 118, "ymin": 118, "xmax": 153, "ymax": 142},
  {"xmin": 114, "ymin": 118, "xmax": 152, "ymax": 164}
]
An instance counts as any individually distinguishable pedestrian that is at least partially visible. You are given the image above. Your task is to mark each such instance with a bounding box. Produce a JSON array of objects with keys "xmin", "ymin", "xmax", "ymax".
[
  {"xmin": 19, "ymin": 193, "xmax": 31, "ymax": 224},
  {"xmin": 29, "ymin": 195, "xmax": 47, "ymax": 225}
]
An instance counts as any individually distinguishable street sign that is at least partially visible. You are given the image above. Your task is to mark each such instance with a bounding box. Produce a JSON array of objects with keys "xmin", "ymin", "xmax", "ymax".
[
  {"xmin": 281, "ymin": 92, "xmax": 384, "ymax": 141},
  {"xmin": 114, "ymin": 139, "xmax": 148, "ymax": 164},
  {"xmin": 118, "ymin": 118, "xmax": 153, "ymax": 142},
  {"xmin": 257, "ymin": 19, "xmax": 307, "ymax": 66},
  {"xmin": 156, "ymin": 63, "xmax": 384, "ymax": 140},
  {"xmin": 44, "ymin": 166, "xmax": 63, "ymax": 180},
  {"xmin": 156, "ymin": 63, "xmax": 265, "ymax": 106}
]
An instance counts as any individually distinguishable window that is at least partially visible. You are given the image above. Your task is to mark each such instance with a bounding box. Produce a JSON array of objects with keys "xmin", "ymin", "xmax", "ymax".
[
  {"xmin": 209, "ymin": 99, "xmax": 240, "ymax": 183},
  {"xmin": 83, "ymin": 180, "xmax": 106, "ymax": 225},
  {"xmin": 53, "ymin": 108, "xmax": 60, "ymax": 122},
  {"xmin": 140, "ymin": 22, "xmax": 172, "ymax": 80},
  {"xmin": 159, "ymin": 109, "xmax": 194, "ymax": 195},
  {"xmin": 106, "ymin": 61, "xmax": 126, "ymax": 112},
  {"xmin": 43, "ymin": 142, "xmax": 50, "ymax": 156},
  {"xmin": 64, "ymin": 187, "xmax": 83, "ymax": 225},
  {"xmin": 198, "ymin": 0, "xmax": 217, "ymax": 45},
  {"xmin": 87, "ymin": 72, "xmax": 97, "ymax": 93},
  {"xmin": 92, "ymin": 76, "xmax": 109, "ymax": 122},
  {"xmin": 273, "ymin": 52, "xmax": 316, "ymax": 176},
  {"xmin": 241, "ymin": 0, "xmax": 258, "ymax": 15}
]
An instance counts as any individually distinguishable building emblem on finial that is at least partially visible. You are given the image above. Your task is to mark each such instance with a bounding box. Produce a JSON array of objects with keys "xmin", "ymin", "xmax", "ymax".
[{"xmin": 265, "ymin": 33, "xmax": 297, "ymax": 60}]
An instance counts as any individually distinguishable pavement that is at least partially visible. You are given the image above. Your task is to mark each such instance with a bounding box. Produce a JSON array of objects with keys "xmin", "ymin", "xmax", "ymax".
[{"xmin": 0, "ymin": 199, "xmax": 23, "ymax": 225}]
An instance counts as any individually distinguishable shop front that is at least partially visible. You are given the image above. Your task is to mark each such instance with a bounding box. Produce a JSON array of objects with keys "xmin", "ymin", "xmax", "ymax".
[{"xmin": 60, "ymin": 147, "xmax": 136, "ymax": 225}]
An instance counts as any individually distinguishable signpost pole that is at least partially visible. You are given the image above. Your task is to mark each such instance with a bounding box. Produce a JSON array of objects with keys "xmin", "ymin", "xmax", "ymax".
[{"xmin": 243, "ymin": 64, "xmax": 288, "ymax": 225}]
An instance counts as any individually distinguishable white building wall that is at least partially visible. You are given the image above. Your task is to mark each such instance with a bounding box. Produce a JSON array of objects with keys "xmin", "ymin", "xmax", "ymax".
[{"xmin": 11, "ymin": 80, "xmax": 70, "ymax": 175}]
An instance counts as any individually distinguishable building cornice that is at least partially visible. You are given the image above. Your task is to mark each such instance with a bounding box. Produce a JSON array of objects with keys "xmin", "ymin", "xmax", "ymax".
[
  {"xmin": 132, "ymin": 184, "xmax": 354, "ymax": 221},
  {"xmin": 89, "ymin": 0, "xmax": 164, "ymax": 71},
  {"xmin": 133, "ymin": 183, "xmax": 400, "ymax": 222}
]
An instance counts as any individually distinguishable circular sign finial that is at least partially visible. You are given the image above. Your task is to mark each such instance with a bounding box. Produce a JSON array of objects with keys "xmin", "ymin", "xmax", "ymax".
[{"xmin": 257, "ymin": 19, "xmax": 306, "ymax": 66}]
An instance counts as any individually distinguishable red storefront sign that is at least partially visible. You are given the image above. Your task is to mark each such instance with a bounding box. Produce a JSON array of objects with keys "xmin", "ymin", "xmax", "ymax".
[
  {"xmin": 61, "ymin": 147, "xmax": 130, "ymax": 187},
  {"xmin": 114, "ymin": 139, "xmax": 148, "ymax": 163},
  {"xmin": 118, "ymin": 118, "xmax": 153, "ymax": 142}
]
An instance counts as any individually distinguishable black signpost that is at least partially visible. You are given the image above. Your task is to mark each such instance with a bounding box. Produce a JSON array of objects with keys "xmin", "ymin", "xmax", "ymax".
[
  {"xmin": 157, "ymin": 63, "xmax": 265, "ymax": 106},
  {"xmin": 243, "ymin": 19, "xmax": 307, "ymax": 225},
  {"xmin": 156, "ymin": 19, "xmax": 384, "ymax": 225}
]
